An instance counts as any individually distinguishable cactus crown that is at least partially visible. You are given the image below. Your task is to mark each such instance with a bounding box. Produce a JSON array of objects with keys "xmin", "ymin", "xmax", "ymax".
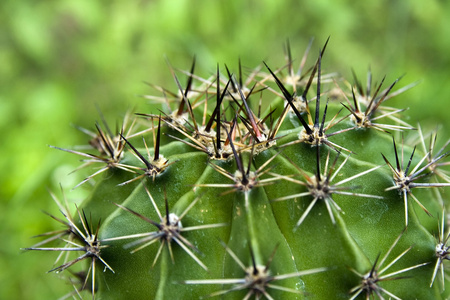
[{"xmin": 24, "ymin": 39, "xmax": 450, "ymax": 299}]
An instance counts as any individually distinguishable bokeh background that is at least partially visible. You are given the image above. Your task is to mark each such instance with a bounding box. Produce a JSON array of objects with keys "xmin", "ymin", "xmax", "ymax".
[{"xmin": 1, "ymin": 0, "xmax": 449, "ymax": 298}]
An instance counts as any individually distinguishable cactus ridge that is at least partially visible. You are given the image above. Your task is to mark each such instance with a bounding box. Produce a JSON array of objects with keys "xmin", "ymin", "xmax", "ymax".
[{"xmin": 24, "ymin": 39, "xmax": 450, "ymax": 299}]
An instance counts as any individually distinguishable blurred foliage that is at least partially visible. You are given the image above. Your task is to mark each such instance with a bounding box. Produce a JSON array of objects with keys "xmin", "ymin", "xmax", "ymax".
[{"xmin": 1, "ymin": 0, "xmax": 449, "ymax": 299}]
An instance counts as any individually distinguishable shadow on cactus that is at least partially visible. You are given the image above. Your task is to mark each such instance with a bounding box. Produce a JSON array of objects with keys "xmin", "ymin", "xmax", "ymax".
[{"xmin": 23, "ymin": 38, "xmax": 450, "ymax": 299}]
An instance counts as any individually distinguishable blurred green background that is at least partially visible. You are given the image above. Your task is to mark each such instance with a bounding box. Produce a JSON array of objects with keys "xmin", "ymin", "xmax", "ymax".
[{"xmin": 1, "ymin": 0, "xmax": 449, "ymax": 298}]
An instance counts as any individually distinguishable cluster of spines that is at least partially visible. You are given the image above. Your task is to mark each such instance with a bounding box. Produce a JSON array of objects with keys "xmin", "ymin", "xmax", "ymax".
[{"xmin": 24, "ymin": 39, "xmax": 450, "ymax": 299}]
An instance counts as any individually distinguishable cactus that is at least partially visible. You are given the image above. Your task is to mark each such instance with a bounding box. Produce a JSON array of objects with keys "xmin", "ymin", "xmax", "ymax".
[{"xmin": 24, "ymin": 39, "xmax": 450, "ymax": 299}]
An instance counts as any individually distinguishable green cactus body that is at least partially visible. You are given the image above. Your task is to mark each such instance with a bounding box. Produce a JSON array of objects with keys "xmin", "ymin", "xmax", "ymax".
[{"xmin": 26, "ymin": 41, "xmax": 450, "ymax": 299}]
